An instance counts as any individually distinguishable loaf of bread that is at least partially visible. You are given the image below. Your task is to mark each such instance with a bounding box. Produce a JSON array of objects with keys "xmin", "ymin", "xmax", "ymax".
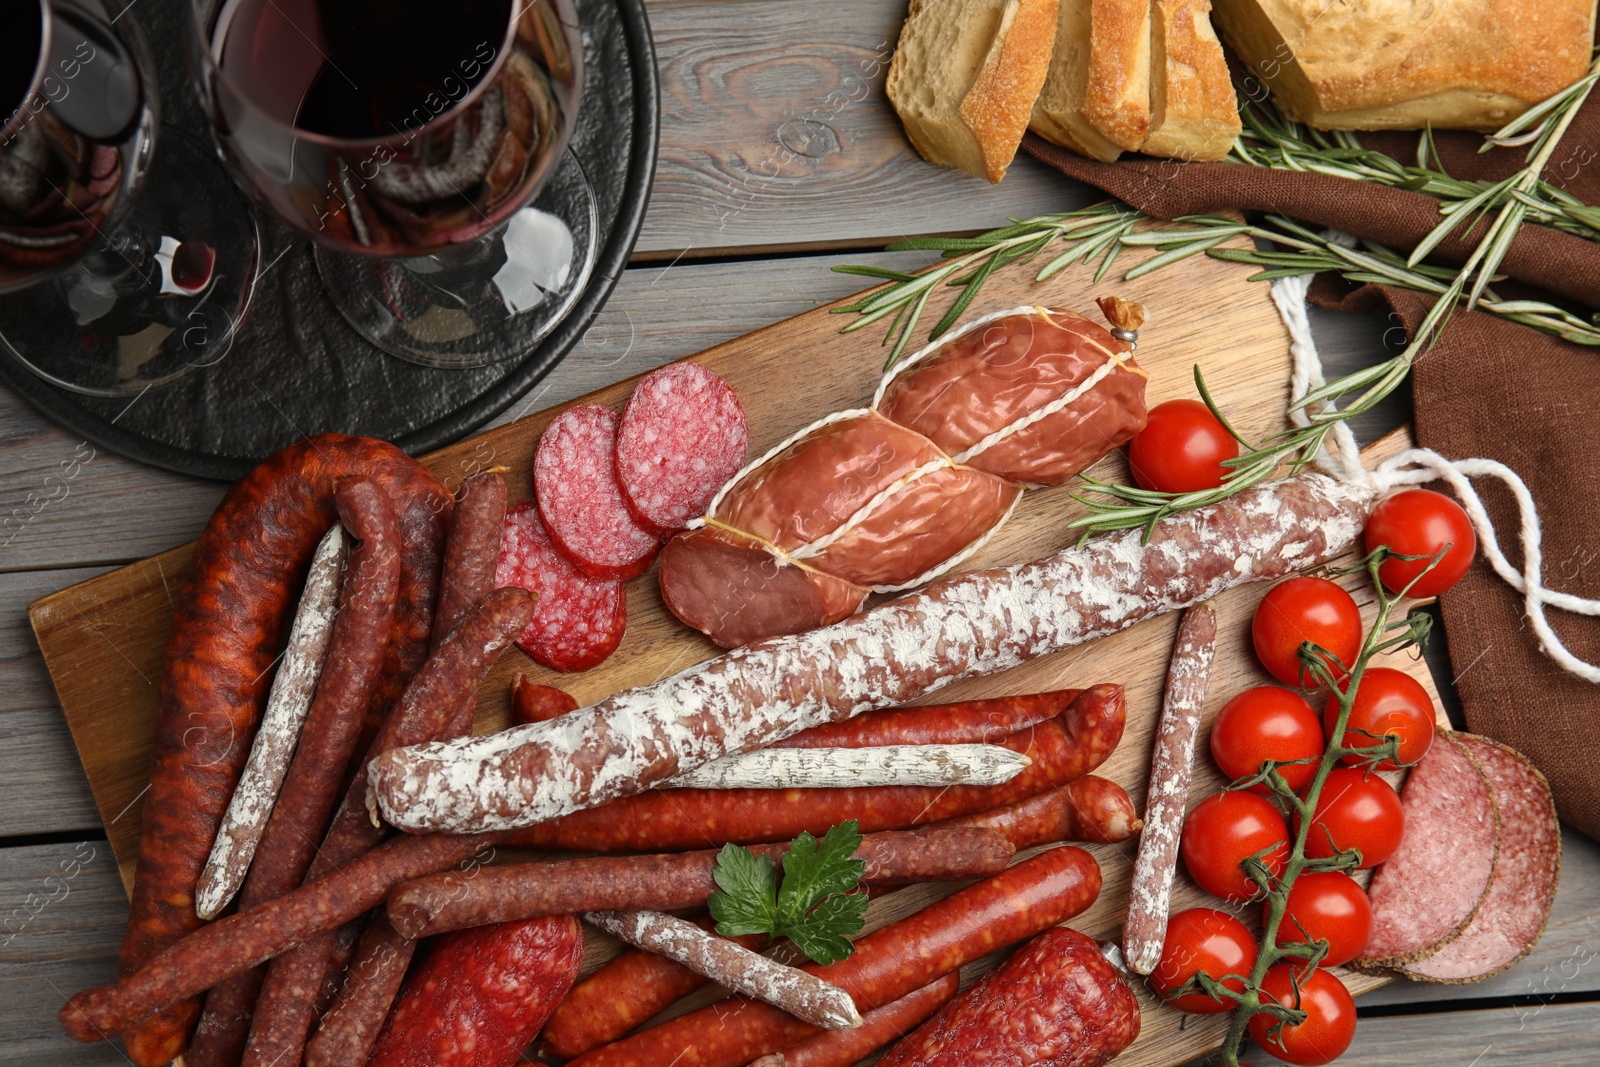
[
  {"xmin": 887, "ymin": 0, "xmax": 1062, "ymax": 182},
  {"xmin": 1145, "ymin": 0, "xmax": 1242, "ymax": 160},
  {"xmin": 1211, "ymin": 0, "xmax": 1597, "ymax": 131},
  {"xmin": 1030, "ymin": 0, "xmax": 1153, "ymax": 161}
]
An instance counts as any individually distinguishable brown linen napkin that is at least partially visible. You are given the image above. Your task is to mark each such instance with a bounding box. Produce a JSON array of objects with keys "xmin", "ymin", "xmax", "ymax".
[{"xmin": 1021, "ymin": 116, "xmax": 1600, "ymax": 839}]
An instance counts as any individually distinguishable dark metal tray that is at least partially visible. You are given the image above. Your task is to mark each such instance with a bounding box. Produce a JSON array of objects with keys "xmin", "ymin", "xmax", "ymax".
[{"xmin": 0, "ymin": 0, "xmax": 658, "ymax": 480}]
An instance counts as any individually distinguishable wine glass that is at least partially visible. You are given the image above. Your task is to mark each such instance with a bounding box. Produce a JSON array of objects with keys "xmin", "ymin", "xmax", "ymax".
[
  {"xmin": 190, "ymin": 0, "xmax": 589, "ymax": 368},
  {"xmin": 0, "ymin": 0, "xmax": 258, "ymax": 396}
]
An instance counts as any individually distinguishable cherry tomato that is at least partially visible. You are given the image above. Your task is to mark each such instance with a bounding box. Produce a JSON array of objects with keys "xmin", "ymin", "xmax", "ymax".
[
  {"xmin": 1299, "ymin": 767, "xmax": 1405, "ymax": 868},
  {"xmin": 1278, "ymin": 872, "xmax": 1374, "ymax": 968},
  {"xmin": 1364, "ymin": 489, "xmax": 1476, "ymax": 598},
  {"xmin": 1325, "ymin": 667, "xmax": 1435, "ymax": 771},
  {"xmin": 1252, "ymin": 577, "xmax": 1363, "ymax": 686},
  {"xmin": 1150, "ymin": 907, "xmax": 1260, "ymax": 1014},
  {"xmin": 1211, "ymin": 686, "xmax": 1326, "ymax": 793},
  {"xmin": 1127, "ymin": 399, "xmax": 1240, "ymax": 494},
  {"xmin": 1181, "ymin": 791, "xmax": 1291, "ymax": 901},
  {"xmin": 1248, "ymin": 964, "xmax": 1357, "ymax": 1066}
]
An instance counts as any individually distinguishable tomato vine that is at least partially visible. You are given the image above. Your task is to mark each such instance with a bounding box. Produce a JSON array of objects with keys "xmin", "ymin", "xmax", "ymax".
[{"xmin": 1183, "ymin": 547, "xmax": 1444, "ymax": 1066}]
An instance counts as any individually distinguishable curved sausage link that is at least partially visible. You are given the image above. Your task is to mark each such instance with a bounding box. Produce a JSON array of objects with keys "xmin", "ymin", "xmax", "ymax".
[
  {"xmin": 119, "ymin": 435, "xmax": 449, "ymax": 1065},
  {"xmin": 301, "ymin": 469, "xmax": 510, "ymax": 1067},
  {"xmin": 187, "ymin": 477, "xmax": 403, "ymax": 1067},
  {"xmin": 240, "ymin": 587, "xmax": 533, "ymax": 1067}
]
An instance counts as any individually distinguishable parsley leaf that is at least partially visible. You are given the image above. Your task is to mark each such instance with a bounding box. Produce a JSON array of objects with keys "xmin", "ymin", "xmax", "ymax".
[
  {"xmin": 708, "ymin": 820, "xmax": 869, "ymax": 964},
  {"xmin": 785, "ymin": 889, "xmax": 869, "ymax": 965},
  {"xmin": 777, "ymin": 822, "xmax": 867, "ymax": 928},
  {"xmin": 707, "ymin": 843, "xmax": 778, "ymax": 936}
]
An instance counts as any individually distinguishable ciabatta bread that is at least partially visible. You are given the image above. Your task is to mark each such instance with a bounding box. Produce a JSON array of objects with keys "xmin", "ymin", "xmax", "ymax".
[
  {"xmin": 887, "ymin": 0, "xmax": 1062, "ymax": 182},
  {"xmin": 1144, "ymin": 0, "xmax": 1241, "ymax": 161},
  {"xmin": 1212, "ymin": 0, "xmax": 1596, "ymax": 131},
  {"xmin": 1030, "ymin": 0, "xmax": 1153, "ymax": 161}
]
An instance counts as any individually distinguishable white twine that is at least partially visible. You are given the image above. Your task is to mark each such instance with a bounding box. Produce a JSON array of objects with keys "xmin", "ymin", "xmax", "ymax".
[
  {"xmin": 1270, "ymin": 251, "xmax": 1367, "ymax": 486},
  {"xmin": 1371, "ymin": 449, "xmax": 1600, "ymax": 684},
  {"xmin": 1269, "ymin": 242, "xmax": 1600, "ymax": 683}
]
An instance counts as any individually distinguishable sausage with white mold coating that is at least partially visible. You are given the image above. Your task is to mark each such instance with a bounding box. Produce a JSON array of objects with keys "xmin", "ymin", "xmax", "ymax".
[
  {"xmin": 368, "ymin": 470, "xmax": 1373, "ymax": 837},
  {"xmin": 494, "ymin": 690, "xmax": 1124, "ymax": 853}
]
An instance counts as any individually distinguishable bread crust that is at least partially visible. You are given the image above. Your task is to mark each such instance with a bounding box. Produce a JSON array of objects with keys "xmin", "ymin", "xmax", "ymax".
[
  {"xmin": 1084, "ymin": 0, "xmax": 1155, "ymax": 151},
  {"xmin": 960, "ymin": 0, "xmax": 1063, "ymax": 180},
  {"xmin": 1145, "ymin": 0, "xmax": 1242, "ymax": 160},
  {"xmin": 888, "ymin": 0, "xmax": 1061, "ymax": 182},
  {"xmin": 1213, "ymin": 0, "xmax": 1597, "ymax": 131}
]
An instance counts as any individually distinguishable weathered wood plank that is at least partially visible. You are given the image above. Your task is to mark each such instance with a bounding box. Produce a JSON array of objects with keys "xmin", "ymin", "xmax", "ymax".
[
  {"xmin": 635, "ymin": 0, "xmax": 1086, "ymax": 257},
  {"xmin": 0, "ymin": 569, "xmax": 110, "ymax": 836},
  {"xmin": 0, "ymin": 841, "xmax": 124, "ymax": 1066},
  {"xmin": 1334, "ymin": 1001, "xmax": 1600, "ymax": 1067}
]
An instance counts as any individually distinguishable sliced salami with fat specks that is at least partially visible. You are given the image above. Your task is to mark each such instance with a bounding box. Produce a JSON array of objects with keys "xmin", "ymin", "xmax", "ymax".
[
  {"xmin": 616, "ymin": 363, "xmax": 748, "ymax": 534},
  {"xmin": 497, "ymin": 501, "xmax": 626, "ymax": 672},
  {"xmin": 1400, "ymin": 734, "xmax": 1560, "ymax": 983},
  {"xmin": 536, "ymin": 405, "xmax": 660, "ymax": 579},
  {"xmin": 1353, "ymin": 728, "xmax": 1500, "ymax": 969}
]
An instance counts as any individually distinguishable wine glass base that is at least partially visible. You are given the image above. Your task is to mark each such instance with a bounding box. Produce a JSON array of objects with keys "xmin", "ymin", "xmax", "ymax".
[
  {"xmin": 0, "ymin": 126, "xmax": 259, "ymax": 398},
  {"xmin": 314, "ymin": 149, "xmax": 599, "ymax": 369}
]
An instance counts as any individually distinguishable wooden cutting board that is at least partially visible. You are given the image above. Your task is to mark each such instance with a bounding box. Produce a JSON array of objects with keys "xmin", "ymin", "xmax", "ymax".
[{"xmin": 31, "ymin": 219, "xmax": 1441, "ymax": 1067}]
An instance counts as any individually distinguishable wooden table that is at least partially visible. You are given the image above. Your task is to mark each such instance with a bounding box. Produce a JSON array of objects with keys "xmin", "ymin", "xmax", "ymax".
[{"xmin": 2, "ymin": 3, "xmax": 1596, "ymax": 1063}]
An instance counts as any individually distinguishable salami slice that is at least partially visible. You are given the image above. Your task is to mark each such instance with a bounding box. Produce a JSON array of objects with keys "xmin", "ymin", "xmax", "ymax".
[
  {"xmin": 1354, "ymin": 728, "xmax": 1499, "ymax": 968},
  {"xmin": 617, "ymin": 362, "xmax": 748, "ymax": 534},
  {"xmin": 536, "ymin": 405, "xmax": 660, "ymax": 579},
  {"xmin": 1400, "ymin": 734, "xmax": 1560, "ymax": 983},
  {"xmin": 497, "ymin": 501, "xmax": 627, "ymax": 672}
]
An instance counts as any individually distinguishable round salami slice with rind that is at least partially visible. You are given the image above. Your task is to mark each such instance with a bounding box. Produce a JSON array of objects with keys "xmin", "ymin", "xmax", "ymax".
[
  {"xmin": 497, "ymin": 501, "xmax": 626, "ymax": 673},
  {"xmin": 1400, "ymin": 734, "xmax": 1560, "ymax": 983},
  {"xmin": 616, "ymin": 362, "xmax": 748, "ymax": 534},
  {"xmin": 1353, "ymin": 727, "xmax": 1499, "ymax": 969},
  {"xmin": 536, "ymin": 405, "xmax": 660, "ymax": 580}
]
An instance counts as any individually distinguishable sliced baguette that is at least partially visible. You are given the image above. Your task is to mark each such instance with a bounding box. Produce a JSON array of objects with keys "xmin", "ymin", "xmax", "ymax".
[
  {"xmin": 1031, "ymin": 0, "xmax": 1153, "ymax": 161},
  {"xmin": 1144, "ymin": 0, "xmax": 1241, "ymax": 161},
  {"xmin": 887, "ymin": 0, "xmax": 1062, "ymax": 182}
]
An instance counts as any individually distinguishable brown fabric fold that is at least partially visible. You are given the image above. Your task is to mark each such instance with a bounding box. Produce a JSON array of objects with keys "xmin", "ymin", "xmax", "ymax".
[
  {"xmin": 1021, "ymin": 112, "xmax": 1600, "ymax": 838},
  {"xmin": 1022, "ymin": 135, "xmax": 1600, "ymax": 308}
]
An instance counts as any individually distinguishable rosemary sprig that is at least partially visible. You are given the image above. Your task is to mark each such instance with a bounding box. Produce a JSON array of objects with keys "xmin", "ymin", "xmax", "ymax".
[
  {"xmin": 1186, "ymin": 550, "xmax": 1439, "ymax": 1067},
  {"xmin": 830, "ymin": 204, "xmax": 1140, "ymax": 369},
  {"xmin": 1235, "ymin": 79, "xmax": 1600, "ymax": 244},
  {"xmin": 1413, "ymin": 55, "xmax": 1599, "ymax": 309},
  {"xmin": 1064, "ymin": 209, "xmax": 1597, "ymax": 537},
  {"xmin": 833, "ymin": 62, "xmax": 1599, "ymax": 535}
]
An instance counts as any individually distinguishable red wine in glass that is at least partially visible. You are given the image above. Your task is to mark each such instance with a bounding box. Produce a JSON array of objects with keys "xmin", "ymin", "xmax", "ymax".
[
  {"xmin": 197, "ymin": 0, "xmax": 588, "ymax": 366},
  {"xmin": 1, "ymin": 0, "xmax": 144, "ymax": 293},
  {"xmin": 0, "ymin": 0, "xmax": 258, "ymax": 396}
]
